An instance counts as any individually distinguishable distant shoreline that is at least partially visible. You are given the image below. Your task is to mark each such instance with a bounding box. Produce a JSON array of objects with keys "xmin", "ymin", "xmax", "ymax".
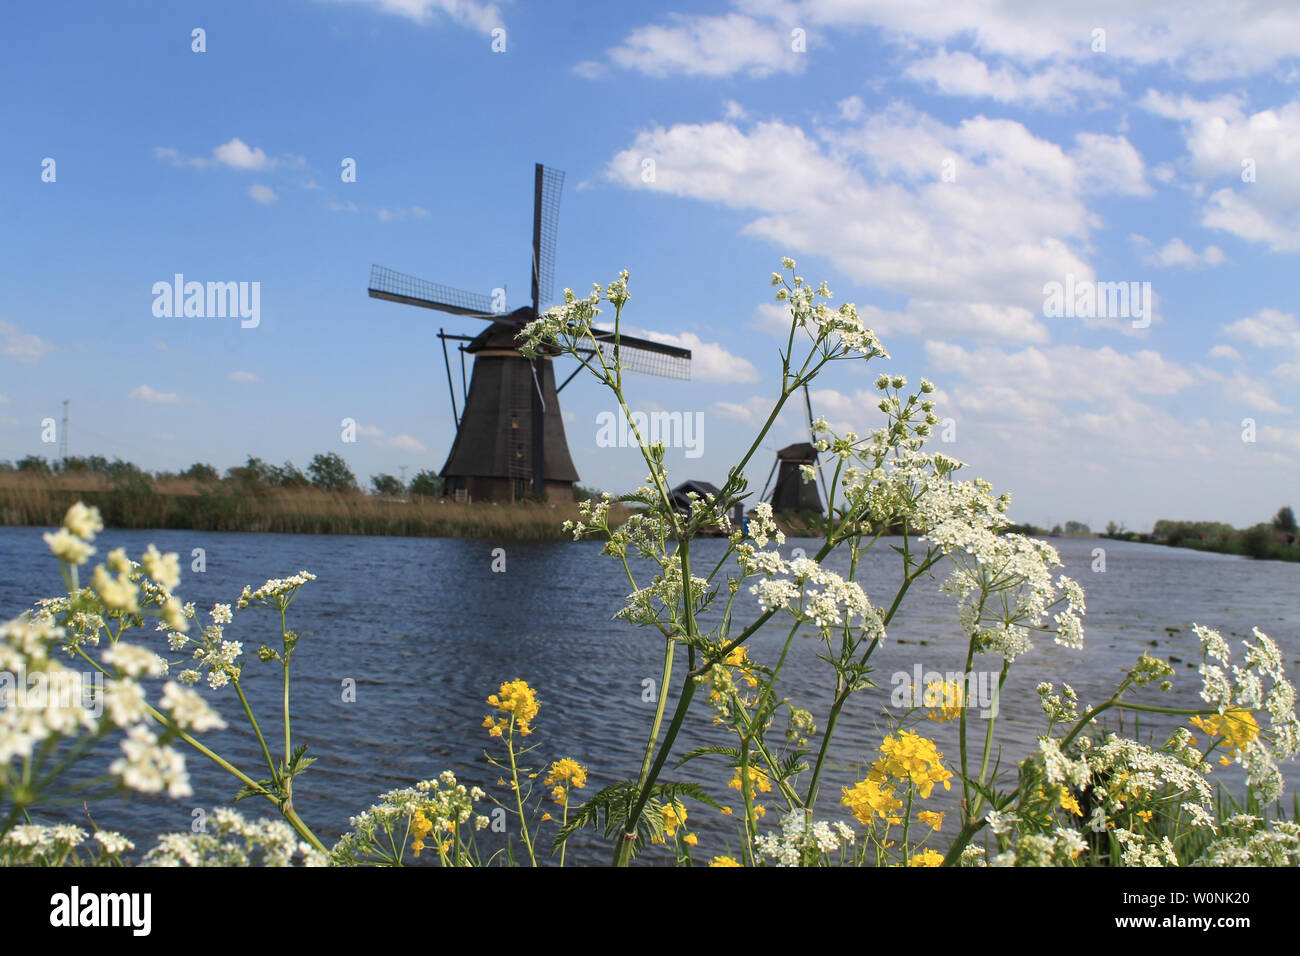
[{"xmin": 1100, "ymin": 530, "xmax": 1300, "ymax": 564}]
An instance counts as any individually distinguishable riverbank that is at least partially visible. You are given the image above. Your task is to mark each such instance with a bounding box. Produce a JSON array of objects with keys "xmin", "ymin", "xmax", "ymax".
[
  {"xmin": 1102, "ymin": 530, "xmax": 1300, "ymax": 563},
  {"xmin": 0, "ymin": 474, "xmax": 615, "ymax": 540}
]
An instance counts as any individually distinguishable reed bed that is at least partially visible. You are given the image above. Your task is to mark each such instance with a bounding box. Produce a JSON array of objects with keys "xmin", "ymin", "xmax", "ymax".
[{"xmin": 0, "ymin": 474, "xmax": 611, "ymax": 540}]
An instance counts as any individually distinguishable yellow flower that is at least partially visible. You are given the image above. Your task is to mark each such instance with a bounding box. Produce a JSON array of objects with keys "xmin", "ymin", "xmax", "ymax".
[
  {"xmin": 922, "ymin": 680, "xmax": 964, "ymax": 721},
  {"xmin": 709, "ymin": 856, "xmax": 741, "ymax": 867},
  {"xmin": 541, "ymin": 813, "xmax": 553, "ymax": 822},
  {"xmin": 1191, "ymin": 708, "xmax": 1260, "ymax": 758},
  {"xmin": 484, "ymin": 679, "xmax": 540, "ymax": 737},
  {"xmin": 871, "ymin": 731, "xmax": 953, "ymax": 799},
  {"xmin": 728, "ymin": 766, "xmax": 773, "ymax": 794},
  {"xmin": 684, "ymin": 833, "xmax": 698, "ymax": 847},
  {"xmin": 841, "ymin": 778, "xmax": 903, "ymax": 826},
  {"xmin": 720, "ymin": 806, "xmax": 733, "ymax": 816},
  {"xmin": 908, "ymin": 849, "xmax": 944, "ymax": 867},
  {"xmin": 1038, "ymin": 785, "xmax": 1083, "ymax": 818},
  {"xmin": 661, "ymin": 802, "xmax": 688, "ymax": 837},
  {"xmin": 724, "ymin": 645, "xmax": 760, "ymax": 688},
  {"xmin": 410, "ymin": 810, "xmax": 433, "ymax": 856},
  {"xmin": 545, "ymin": 758, "xmax": 589, "ymax": 804},
  {"xmin": 917, "ymin": 810, "xmax": 944, "ymax": 831}
]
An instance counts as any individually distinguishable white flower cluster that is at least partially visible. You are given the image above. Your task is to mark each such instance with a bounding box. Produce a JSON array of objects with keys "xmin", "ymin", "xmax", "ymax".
[
  {"xmin": 615, "ymin": 563, "xmax": 712, "ymax": 629},
  {"xmin": 109, "ymin": 725, "xmax": 192, "ymax": 799},
  {"xmin": 143, "ymin": 808, "xmax": 327, "ymax": 867},
  {"xmin": 1085, "ymin": 732, "xmax": 1215, "ymax": 812},
  {"xmin": 990, "ymin": 827, "xmax": 1088, "ymax": 866},
  {"xmin": 746, "ymin": 502, "xmax": 784, "ymax": 550},
  {"xmin": 1113, "ymin": 828, "xmax": 1180, "ymax": 867},
  {"xmin": 0, "ymin": 823, "xmax": 134, "ymax": 865},
  {"xmin": 1193, "ymin": 814, "xmax": 1300, "ymax": 866},
  {"xmin": 159, "ymin": 680, "xmax": 226, "ymax": 731},
  {"xmin": 1195, "ymin": 623, "xmax": 1300, "ymax": 801},
  {"xmin": 0, "ymin": 616, "xmax": 100, "ymax": 763},
  {"xmin": 939, "ymin": 528, "xmax": 1084, "ymax": 662},
  {"xmin": 771, "ymin": 259, "xmax": 888, "ymax": 360},
  {"xmin": 755, "ymin": 809, "xmax": 855, "ymax": 866},
  {"xmin": 168, "ymin": 602, "xmax": 248, "ymax": 691},
  {"xmin": 742, "ymin": 547, "xmax": 884, "ymax": 639},
  {"xmin": 237, "ymin": 571, "xmax": 318, "ymax": 610},
  {"xmin": 563, "ymin": 492, "xmax": 614, "ymax": 540},
  {"xmin": 332, "ymin": 772, "xmax": 490, "ymax": 865}
]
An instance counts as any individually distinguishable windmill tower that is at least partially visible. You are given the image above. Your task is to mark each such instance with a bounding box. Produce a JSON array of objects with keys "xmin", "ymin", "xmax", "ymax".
[
  {"xmin": 368, "ymin": 163, "xmax": 692, "ymax": 503},
  {"xmin": 760, "ymin": 385, "xmax": 825, "ymax": 514}
]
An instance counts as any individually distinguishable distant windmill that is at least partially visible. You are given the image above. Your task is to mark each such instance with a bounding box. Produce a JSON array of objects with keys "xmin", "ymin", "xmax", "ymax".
[
  {"xmin": 368, "ymin": 164, "xmax": 692, "ymax": 503},
  {"xmin": 760, "ymin": 384, "xmax": 825, "ymax": 513}
]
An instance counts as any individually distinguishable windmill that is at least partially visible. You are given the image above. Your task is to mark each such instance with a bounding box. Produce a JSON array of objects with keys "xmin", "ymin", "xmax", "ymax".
[
  {"xmin": 367, "ymin": 163, "xmax": 692, "ymax": 503},
  {"xmin": 759, "ymin": 384, "xmax": 826, "ymax": 514}
]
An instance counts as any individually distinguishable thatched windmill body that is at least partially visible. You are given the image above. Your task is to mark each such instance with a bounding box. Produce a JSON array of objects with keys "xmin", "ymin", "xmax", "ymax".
[{"xmin": 368, "ymin": 164, "xmax": 691, "ymax": 503}]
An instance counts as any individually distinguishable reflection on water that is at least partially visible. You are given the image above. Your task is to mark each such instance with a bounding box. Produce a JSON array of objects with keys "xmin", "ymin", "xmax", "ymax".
[{"xmin": 1, "ymin": 526, "xmax": 1296, "ymax": 865}]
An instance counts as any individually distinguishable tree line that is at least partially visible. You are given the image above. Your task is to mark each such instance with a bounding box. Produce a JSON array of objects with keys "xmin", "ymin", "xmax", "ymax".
[{"xmin": 0, "ymin": 453, "xmax": 445, "ymax": 499}]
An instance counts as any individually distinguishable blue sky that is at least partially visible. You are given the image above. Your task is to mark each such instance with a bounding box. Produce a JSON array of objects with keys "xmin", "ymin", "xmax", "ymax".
[{"xmin": 2, "ymin": 0, "xmax": 1298, "ymax": 530}]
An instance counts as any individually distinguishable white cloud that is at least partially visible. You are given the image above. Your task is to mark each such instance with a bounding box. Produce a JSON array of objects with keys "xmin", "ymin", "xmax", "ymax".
[
  {"xmin": 0, "ymin": 320, "xmax": 56, "ymax": 364},
  {"xmin": 604, "ymin": 324, "xmax": 760, "ymax": 383},
  {"xmin": 325, "ymin": 0, "xmax": 501, "ymax": 32},
  {"xmin": 215, "ymin": 138, "xmax": 271, "ymax": 170},
  {"xmin": 1207, "ymin": 344, "xmax": 1242, "ymax": 361},
  {"xmin": 806, "ymin": 387, "xmax": 882, "ymax": 433},
  {"xmin": 1222, "ymin": 308, "xmax": 1300, "ymax": 382},
  {"xmin": 603, "ymin": 106, "xmax": 1146, "ymax": 343},
  {"xmin": 837, "ymin": 96, "xmax": 865, "ymax": 121},
  {"xmin": 1223, "ymin": 308, "xmax": 1300, "ymax": 352},
  {"xmin": 229, "ymin": 371, "xmax": 259, "ymax": 384},
  {"xmin": 711, "ymin": 396, "xmax": 794, "ymax": 435},
  {"xmin": 128, "ymin": 385, "xmax": 183, "ymax": 405},
  {"xmin": 376, "ymin": 205, "xmax": 430, "ymax": 222},
  {"xmin": 247, "ymin": 184, "xmax": 278, "ymax": 205},
  {"xmin": 771, "ymin": 0, "xmax": 1300, "ymax": 81},
  {"xmin": 1143, "ymin": 92, "xmax": 1300, "ymax": 250},
  {"xmin": 154, "ymin": 138, "xmax": 302, "ymax": 173},
  {"xmin": 1141, "ymin": 237, "xmax": 1227, "ymax": 269},
  {"xmin": 924, "ymin": 342, "xmax": 1197, "ymax": 402},
  {"xmin": 386, "ymin": 434, "xmax": 428, "ymax": 453},
  {"xmin": 903, "ymin": 49, "xmax": 1121, "ymax": 109},
  {"xmin": 605, "ymin": 13, "xmax": 806, "ymax": 78}
]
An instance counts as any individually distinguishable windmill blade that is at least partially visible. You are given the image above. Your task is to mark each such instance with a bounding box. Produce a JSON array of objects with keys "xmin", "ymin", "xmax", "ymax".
[
  {"xmin": 368, "ymin": 264, "xmax": 497, "ymax": 319},
  {"xmin": 531, "ymin": 165, "xmax": 565, "ymax": 311},
  {"xmin": 587, "ymin": 330, "xmax": 691, "ymax": 380}
]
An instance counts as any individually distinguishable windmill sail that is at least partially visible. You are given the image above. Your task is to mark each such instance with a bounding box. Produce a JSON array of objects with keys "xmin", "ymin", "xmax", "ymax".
[
  {"xmin": 532, "ymin": 165, "xmax": 564, "ymax": 311},
  {"xmin": 586, "ymin": 331, "xmax": 691, "ymax": 379},
  {"xmin": 368, "ymin": 265, "xmax": 496, "ymax": 318}
]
